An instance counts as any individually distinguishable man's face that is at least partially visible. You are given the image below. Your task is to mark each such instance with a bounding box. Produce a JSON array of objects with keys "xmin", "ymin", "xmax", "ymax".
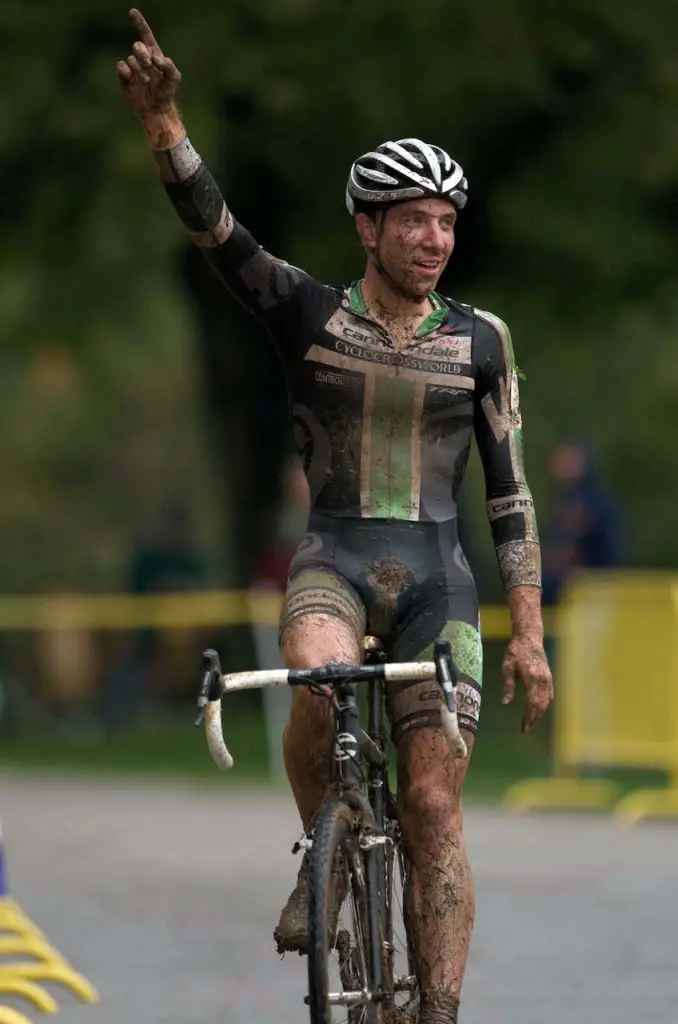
[{"xmin": 357, "ymin": 198, "xmax": 457, "ymax": 297}]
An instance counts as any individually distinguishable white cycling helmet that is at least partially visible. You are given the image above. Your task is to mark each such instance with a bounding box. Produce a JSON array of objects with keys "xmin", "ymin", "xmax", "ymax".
[{"xmin": 346, "ymin": 138, "xmax": 468, "ymax": 215}]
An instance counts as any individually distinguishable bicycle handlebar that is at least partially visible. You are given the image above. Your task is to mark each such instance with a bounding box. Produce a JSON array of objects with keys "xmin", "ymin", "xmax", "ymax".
[{"xmin": 195, "ymin": 642, "xmax": 468, "ymax": 770}]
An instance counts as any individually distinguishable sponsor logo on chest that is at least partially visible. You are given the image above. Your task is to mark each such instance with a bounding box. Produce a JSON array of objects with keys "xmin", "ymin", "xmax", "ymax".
[
  {"xmin": 415, "ymin": 335, "xmax": 472, "ymax": 364},
  {"xmin": 309, "ymin": 308, "xmax": 475, "ymax": 390}
]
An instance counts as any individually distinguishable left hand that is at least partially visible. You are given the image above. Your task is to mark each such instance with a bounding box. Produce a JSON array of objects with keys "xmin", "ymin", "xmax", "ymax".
[
  {"xmin": 117, "ymin": 9, "xmax": 182, "ymax": 116},
  {"xmin": 501, "ymin": 633, "xmax": 553, "ymax": 732}
]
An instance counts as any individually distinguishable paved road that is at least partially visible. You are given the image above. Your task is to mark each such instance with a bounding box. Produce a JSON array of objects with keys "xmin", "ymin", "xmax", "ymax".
[{"xmin": 1, "ymin": 773, "xmax": 677, "ymax": 1023}]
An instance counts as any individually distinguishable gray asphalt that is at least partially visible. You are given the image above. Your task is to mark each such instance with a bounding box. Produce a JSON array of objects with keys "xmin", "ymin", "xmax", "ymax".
[{"xmin": 1, "ymin": 773, "xmax": 677, "ymax": 1024}]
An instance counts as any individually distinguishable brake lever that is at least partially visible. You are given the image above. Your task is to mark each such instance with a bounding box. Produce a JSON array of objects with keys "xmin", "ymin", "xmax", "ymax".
[
  {"xmin": 434, "ymin": 638, "xmax": 467, "ymax": 759},
  {"xmin": 433, "ymin": 638, "xmax": 457, "ymax": 711},
  {"xmin": 194, "ymin": 648, "xmax": 223, "ymax": 727}
]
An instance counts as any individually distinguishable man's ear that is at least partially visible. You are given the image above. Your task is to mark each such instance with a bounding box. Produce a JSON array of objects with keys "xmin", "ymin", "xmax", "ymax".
[{"xmin": 355, "ymin": 212, "xmax": 376, "ymax": 249}]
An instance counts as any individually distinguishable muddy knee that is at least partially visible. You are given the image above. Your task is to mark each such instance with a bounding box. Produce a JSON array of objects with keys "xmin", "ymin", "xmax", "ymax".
[
  {"xmin": 396, "ymin": 728, "xmax": 474, "ymax": 852},
  {"xmin": 281, "ymin": 613, "xmax": 362, "ymax": 670},
  {"xmin": 280, "ymin": 609, "xmax": 363, "ymax": 828},
  {"xmin": 400, "ymin": 775, "xmax": 462, "ymax": 845},
  {"xmin": 280, "ymin": 569, "xmax": 366, "ymax": 669},
  {"xmin": 284, "ymin": 684, "xmax": 334, "ymax": 742},
  {"xmin": 282, "ymin": 616, "xmax": 358, "ymax": 768}
]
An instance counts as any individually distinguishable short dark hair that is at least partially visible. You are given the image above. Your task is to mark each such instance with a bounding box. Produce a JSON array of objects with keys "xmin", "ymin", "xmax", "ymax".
[{"xmin": 351, "ymin": 199, "xmax": 386, "ymax": 217}]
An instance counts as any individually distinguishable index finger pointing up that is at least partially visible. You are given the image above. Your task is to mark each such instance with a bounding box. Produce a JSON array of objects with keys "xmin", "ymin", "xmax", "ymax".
[{"xmin": 129, "ymin": 8, "xmax": 160, "ymax": 51}]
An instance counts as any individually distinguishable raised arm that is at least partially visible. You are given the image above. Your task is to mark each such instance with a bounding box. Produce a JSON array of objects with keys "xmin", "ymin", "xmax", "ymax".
[
  {"xmin": 116, "ymin": 9, "xmax": 313, "ymax": 343},
  {"xmin": 473, "ymin": 310, "xmax": 552, "ymax": 731}
]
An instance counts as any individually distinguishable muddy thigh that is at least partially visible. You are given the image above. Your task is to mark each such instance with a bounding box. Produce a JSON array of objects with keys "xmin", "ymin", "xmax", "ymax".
[{"xmin": 279, "ymin": 572, "xmax": 366, "ymax": 829}]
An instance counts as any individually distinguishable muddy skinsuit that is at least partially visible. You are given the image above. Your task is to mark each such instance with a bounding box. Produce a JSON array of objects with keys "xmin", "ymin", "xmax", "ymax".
[{"xmin": 156, "ymin": 141, "xmax": 541, "ymax": 1021}]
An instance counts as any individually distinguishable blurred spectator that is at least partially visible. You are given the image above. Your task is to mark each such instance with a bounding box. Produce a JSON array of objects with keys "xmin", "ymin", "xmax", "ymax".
[
  {"xmin": 129, "ymin": 499, "xmax": 206, "ymax": 595},
  {"xmin": 101, "ymin": 499, "xmax": 206, "ymax": 730},
  {"xmin": 541, "ymin": 439, "xmax": 623, "ymax": 608},
  {"xmin": 541, "ymin": 440, "xmax": 623, "ymax": 776}
]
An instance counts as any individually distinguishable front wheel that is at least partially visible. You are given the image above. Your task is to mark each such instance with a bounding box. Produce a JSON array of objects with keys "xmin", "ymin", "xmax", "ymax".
[{"xmin": 307, "ymin": 795, "xmax": 380, "ymax": 1024}]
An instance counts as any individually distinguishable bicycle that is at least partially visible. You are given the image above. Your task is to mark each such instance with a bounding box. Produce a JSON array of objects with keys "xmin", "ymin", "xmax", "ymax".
[{"xmin": 194, "ymin": 637, "xmax": 467, "ymax": 1024}]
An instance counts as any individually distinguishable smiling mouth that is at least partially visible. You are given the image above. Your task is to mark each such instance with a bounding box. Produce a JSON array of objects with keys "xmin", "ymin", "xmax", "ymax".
[{"xmin": 414, "ymin": 260, "xmax": 441, "ymax": 273}]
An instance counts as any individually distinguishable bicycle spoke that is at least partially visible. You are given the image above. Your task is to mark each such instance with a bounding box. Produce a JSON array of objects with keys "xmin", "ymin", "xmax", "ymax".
[
  {"xmin": 331, "ymin": 875, "xmax": 371, "ymax": 1023},
  {"xmin": 383, "ymin": 836, "xmax": 418, "ymax": 1019}
]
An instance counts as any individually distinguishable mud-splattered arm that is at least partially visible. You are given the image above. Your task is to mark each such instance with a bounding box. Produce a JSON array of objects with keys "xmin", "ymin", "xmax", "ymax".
[
  {"xmin": 152, "ymin": 119, "xmax": 312, "ymax": 328},
  {"xmin": 472, "ymin": 311, "xmax": 552, "ymax": 728},
  {"xmin": 472, "ymin": 310, "xmax": 541, "ymax": 593},
  {"xmin": 118, "ymin": 10, "xmax": 315, "ymax": 345},
  {"xmin": 130, "ymin": 103, "xmax": 315, "ymax": 357}
]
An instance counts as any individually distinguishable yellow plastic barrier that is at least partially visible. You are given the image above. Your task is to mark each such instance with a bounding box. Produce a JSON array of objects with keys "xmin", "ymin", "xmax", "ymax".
[
  {"xmin": 0, "ymin": 898, "xmax": 99, "ymax": 1019},
  {"xmin": 0, "ymin": 815, "xmax": 99, "ymax": 1024},
  {"xmin": 0, "ymin": 1007, "xmax": 43, "ymax": 1024},
  {"xmin": 503, "ymin": 572, "xmax": 678, "ymax": 823}
]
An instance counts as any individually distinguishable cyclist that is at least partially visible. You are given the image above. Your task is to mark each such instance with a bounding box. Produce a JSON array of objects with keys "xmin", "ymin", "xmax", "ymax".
[{"xmin": 117, "ymin": 10, "xmax": 554, "ymax": 1022}]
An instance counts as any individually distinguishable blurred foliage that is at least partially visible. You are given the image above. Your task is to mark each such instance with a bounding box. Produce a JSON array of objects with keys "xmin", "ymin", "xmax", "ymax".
[{"xmin": 1, "ymin": 0, "xmax": 678, "ymax": 592}]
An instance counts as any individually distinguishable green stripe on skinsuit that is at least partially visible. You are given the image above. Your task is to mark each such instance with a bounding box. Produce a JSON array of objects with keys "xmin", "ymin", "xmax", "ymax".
[
  {"xmin": 369, "ymin": 375, "xmax": 415, "ymax": 519},
  {"xmin": 416, "ymin": 620, "xmax": 483, "ymax": 688}
]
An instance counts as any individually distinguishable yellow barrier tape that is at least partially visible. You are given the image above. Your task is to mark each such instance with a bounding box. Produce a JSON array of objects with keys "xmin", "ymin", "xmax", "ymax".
[
  {"xmin": 0, "ymin": 591, "xmax": 266, "ymax": 632},
  {"xmin": 0, "ymin": 591, "xmax": 555, "ymax": 637}
]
